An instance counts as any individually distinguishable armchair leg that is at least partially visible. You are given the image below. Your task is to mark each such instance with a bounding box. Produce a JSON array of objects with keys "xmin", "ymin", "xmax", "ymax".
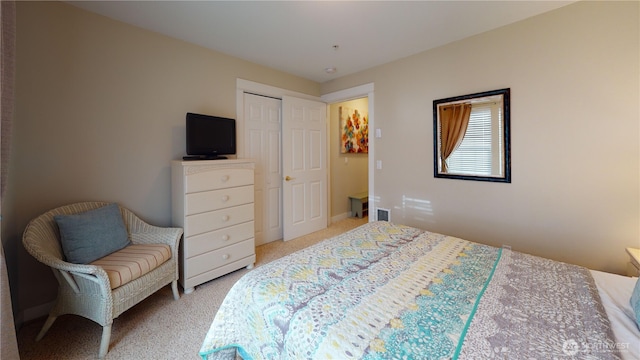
[
  {"xmin": 171, "ymin": 280, "xmax": 180, "ymax": 300},
  {"xmin": 98, "ymin": 324, "xmax": 112, "ymax": 359},
  {"xmin": 35, "ymin": 315, "xmax": 57, "ymax": 341}
]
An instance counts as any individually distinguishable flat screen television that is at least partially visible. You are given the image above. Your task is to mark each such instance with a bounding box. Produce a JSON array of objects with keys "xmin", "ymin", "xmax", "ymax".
[{"xmin": 184, "ymin": 112, "xmax": 236, "ymax": 160}]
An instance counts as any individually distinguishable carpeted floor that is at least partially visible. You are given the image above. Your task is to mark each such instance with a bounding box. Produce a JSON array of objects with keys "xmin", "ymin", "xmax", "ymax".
[{"xmin": 17, "ymin": 217, "xmax": 368, "ymax": 360}]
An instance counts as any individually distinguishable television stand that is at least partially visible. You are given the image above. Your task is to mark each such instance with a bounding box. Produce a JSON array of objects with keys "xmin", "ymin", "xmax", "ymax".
[{"xmin": 182, "ymin": 155, "xmax": 228, "ymax": 161}]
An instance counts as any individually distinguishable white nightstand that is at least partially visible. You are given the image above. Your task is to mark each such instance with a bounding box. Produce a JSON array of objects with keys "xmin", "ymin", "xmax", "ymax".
[{"xmin": 625, "ymin": 247, "xmax": 640, "ymax": 277}]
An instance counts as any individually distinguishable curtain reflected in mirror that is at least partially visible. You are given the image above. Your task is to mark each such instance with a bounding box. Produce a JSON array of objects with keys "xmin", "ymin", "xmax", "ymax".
[{"xmin": 433, "ymin": 88, "xmax": 511, "ymax": 183}]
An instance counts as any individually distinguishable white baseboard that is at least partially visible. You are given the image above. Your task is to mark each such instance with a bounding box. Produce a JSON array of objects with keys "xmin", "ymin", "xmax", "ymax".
[{"xmin": 331, "ymin": 212, "xmax": 351, "ymax": 223}]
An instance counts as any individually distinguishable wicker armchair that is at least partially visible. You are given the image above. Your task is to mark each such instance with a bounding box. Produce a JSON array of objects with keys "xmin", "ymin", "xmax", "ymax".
[{"xmin": 22, "ymin": 202, "xmax": 183, "ymax": 359}]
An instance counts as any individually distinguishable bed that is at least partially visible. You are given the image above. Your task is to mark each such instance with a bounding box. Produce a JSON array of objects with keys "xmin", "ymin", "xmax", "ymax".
[{"xmin": 199, "ymin": 221, "xmax": 640, "ymax": 359}]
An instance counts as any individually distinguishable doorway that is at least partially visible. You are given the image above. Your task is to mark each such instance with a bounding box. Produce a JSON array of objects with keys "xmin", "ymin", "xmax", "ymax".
[
  {"xmin": 322, "ymin": 82, "xmax": 375, "ymax": 224},
  {"xmin": 328, "ymin": 98, "xmax": 369, "ymax": 222}
]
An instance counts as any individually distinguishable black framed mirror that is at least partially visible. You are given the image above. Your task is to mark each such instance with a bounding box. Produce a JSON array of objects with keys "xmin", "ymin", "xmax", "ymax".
[{"xmin": 433, "ymin": 88, "xmax": 511, "ymax": 183}]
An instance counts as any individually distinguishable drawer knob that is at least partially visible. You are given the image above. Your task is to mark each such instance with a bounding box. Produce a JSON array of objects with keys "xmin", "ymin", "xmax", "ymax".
[
  {"xmin": 221, "ymin": 195, "xmax": 229, "ymax": 202},
  {"xmin": 222, "ymin": 234, "xmax": 230, "ymax": 241},
  {"xmin": 222, "ymin": 215, "xmax": 230, "ymax": 222},
  {"xmin": 221, "ymin": 175, "xmax": 229, "ymax": 182},
  {"xmin": 222, "ymin": 254, "xmax": 230, "ymax": 260}
]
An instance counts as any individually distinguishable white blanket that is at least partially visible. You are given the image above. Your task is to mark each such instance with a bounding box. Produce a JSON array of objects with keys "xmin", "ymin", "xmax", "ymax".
[{"xmin": 591, "ymin": 270, "xmax": 640, "ymax": 360}]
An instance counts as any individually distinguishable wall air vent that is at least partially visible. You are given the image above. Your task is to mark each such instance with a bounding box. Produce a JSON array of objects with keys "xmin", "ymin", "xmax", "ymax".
[{"xmin": 377, "ymin": 208, "xmax": 390, "ymax": 222}]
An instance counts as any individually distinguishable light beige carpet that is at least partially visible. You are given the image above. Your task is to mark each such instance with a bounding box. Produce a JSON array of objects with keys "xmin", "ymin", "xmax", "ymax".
[{"xmin": 17, "ymin": 217, "xmax": 368, "ymax": 360}]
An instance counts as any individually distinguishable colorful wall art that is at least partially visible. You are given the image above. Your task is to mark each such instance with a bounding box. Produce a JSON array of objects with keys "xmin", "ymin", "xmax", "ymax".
[{"xmin": 340, "ymin": 106, "xmax": 368, "ymax": 153}]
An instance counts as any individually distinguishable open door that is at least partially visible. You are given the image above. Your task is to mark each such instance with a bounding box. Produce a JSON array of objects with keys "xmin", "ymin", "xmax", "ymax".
[{"xmin": 282, "ymin": 96, "xmax": 328, "ymax": 241}]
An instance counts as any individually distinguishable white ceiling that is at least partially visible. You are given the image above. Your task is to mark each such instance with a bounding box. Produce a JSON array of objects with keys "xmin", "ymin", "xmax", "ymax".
[{"xmin": 67, "ymin": 1, "xmax": 574, "ymax": 83}]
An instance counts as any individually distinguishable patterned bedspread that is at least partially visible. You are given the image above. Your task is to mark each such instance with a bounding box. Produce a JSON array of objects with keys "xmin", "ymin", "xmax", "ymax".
[{"xmin": 199, "ymin": 222, "xmax": 620, "ymax": 359}]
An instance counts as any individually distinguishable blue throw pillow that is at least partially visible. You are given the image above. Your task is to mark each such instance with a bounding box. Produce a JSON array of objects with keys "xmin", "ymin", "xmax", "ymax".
[
  {"xmin": 632, "ymin": 277, "xmax": 640, "ymax": 328},
  {"xmin": 54, "ymin": 203, "xmax": 131, "ymax": 264}
]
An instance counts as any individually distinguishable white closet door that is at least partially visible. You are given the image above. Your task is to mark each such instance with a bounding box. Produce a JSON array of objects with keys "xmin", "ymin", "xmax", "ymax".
[
  {"xmin": 244, "ymin": 93, "xmax": 282, "ymax": 245},
  {"xmin": 282, "ymin": 96, "xmax": 328, "ymax": 241}
]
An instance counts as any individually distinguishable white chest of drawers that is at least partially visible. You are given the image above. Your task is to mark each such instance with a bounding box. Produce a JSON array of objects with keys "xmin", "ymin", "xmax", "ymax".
[{"xmin": 172, "ymin": 159, "xmax": 256, "ymax": 294}]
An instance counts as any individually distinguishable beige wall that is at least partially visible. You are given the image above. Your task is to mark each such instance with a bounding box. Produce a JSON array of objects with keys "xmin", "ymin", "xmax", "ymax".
[
  {"xmin": 322, "ymin": 1, "xmax": 639, "ymax": 274},
  {"xmin": 7, "ymin": 1, "xmax": 319, "ymax": 321},
  {"xmin": 329, "ymin": 98, "xmax": 369, "ymax": 220}
]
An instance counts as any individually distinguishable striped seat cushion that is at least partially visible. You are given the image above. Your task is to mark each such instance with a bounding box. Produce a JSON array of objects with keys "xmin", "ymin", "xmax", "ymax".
[{"xmin": 91, "ymin": 244, "xmax": 171, "ymax": 289}]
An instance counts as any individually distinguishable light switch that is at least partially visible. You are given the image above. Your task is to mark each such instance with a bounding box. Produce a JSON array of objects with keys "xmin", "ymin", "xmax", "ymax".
[
  {"xmin": 375, "ymin": 128, "xmax": 382, "ymax": 138},
  {"xmin": 376, "ymin": 160, "xmax": 382, "ymax": 169}
]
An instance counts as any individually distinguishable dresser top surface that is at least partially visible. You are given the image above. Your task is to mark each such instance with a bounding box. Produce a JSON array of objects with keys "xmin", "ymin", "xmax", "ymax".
[{"xmin": 173, "ymin": 158, "xmax": 256, "ymax": 165}]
